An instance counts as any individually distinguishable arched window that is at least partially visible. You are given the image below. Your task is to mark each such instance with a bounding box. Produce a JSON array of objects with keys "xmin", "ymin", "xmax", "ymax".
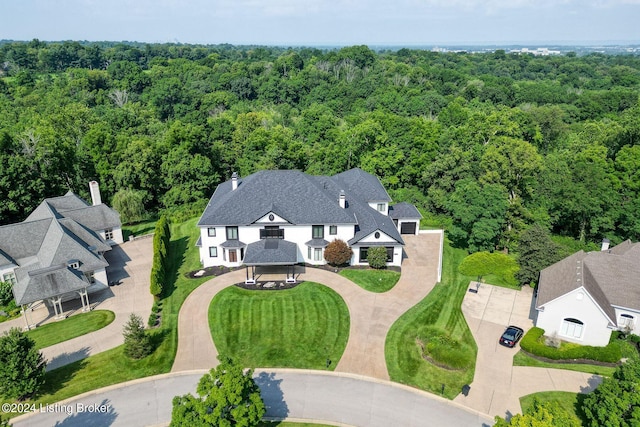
[{"xmin": 561, "ymin": 318, "xmax": 584, "ymax": 339}]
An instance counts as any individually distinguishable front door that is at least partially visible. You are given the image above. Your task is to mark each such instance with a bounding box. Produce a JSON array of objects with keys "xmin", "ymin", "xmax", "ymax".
[{"xmin": 229, "ymin": 249, "xmax": 237, "ymax": 263}]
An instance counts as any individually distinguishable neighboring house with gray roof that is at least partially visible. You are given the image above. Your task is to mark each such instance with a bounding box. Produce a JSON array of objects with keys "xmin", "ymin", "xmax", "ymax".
[
  {"xmin": 535, "ymin": 239, "xmax": 640, "ymax": 346},
  {"xmin": 197, "ymin": 169, "xmax": 421, "ymax": 278},
  {"xmin": 0, "ymin": 182, "xmax": 122, "ymax": 324}
]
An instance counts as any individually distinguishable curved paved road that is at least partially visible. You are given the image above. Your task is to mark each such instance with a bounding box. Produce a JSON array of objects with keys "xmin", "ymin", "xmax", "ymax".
[
  {"xmin": 171, "ymin": 233, "xmax": 442, "ymax": 379},
  {"xmin": 12, "ymin": 370, "xmax": 493, "ymax": 427}
]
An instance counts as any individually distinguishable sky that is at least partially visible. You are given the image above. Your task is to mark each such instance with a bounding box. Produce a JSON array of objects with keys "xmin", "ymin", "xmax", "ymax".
[{"xmin": 1, "ymin": 0, "xmax": 639, "ymax": 46}]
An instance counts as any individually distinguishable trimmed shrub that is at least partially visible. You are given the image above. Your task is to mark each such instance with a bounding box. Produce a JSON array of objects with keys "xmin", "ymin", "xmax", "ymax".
[
  {"xmin": 0, "ymin": 327, "xmax": 46, "ymax": 400},
  {"xmin": 324, "ymin": 239, "xmax": 353, "ymax": 266},
  {"xmin": 367, "ymin": 247, "xmax": 388, "ymax": 269},
  {"xmin": 520, "ymin": 327, "xmax": 621, "ymax": 363},
  {"xmin": 0, "ymin": 281, "xmax": 13, "ymax": 306}
]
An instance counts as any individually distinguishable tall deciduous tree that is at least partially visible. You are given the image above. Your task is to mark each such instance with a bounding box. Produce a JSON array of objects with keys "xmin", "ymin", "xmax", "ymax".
[
  {"xmin": 494, "ymin": 399, "xmax": 580, "ymax": 427},
  {"xmin": 0, "ymin": 328, "xmax": 46, "ymax": 400},
  {"xmin": 171, "ymin": 357, "xmax": 265, "ymax": 427},
  {"xmin": 582, "ymin": 359, "xmax": 640, "ymax": 427},
  {"xmin": 516, "ymin": 224, "xmax": 561, "ymax": 286}
]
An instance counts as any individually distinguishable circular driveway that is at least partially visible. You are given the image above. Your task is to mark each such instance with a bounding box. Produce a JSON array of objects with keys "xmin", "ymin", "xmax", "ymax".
[
  {"xmin": 171, "ymin": 233, "xmax": 443, "ymax": 380},
  {"xmin": 12, "ymin": 370, "xmax": 493, "ymax": 427}
]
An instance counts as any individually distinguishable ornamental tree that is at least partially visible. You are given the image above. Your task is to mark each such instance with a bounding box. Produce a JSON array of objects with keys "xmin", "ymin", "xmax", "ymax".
[
  {"xmin": 170, "ymin": 356, "xmax": 265, "ymax": 427},
  {"xmin": 0, "ymin": 327, "xmax": 46, "ymax": 400},
  {"xmin": 323, "ymin": 239, "xmax": 353, "ymax": 266},
  {"xmin": 458, "ymin": 251, "xmax": 519, "ymax": 286},
  {"xmin": 122, "ymin": 314, "xmax": 152, "ymax": 359}
]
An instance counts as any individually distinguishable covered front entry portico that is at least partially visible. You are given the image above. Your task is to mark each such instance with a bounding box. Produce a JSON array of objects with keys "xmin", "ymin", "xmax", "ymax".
[{"xmin": 242, "ymin": 239, "xmax": 299, "ymax": 284}]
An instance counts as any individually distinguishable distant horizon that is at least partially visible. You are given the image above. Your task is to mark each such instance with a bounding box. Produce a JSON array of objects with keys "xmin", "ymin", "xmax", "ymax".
[
  {"xmin": 2, "ymin": 1, "xmax": 639, "ymax": 50},
  {"xmin": 2, "ymin": 38, "xmax": 640, "ymax": 49}
]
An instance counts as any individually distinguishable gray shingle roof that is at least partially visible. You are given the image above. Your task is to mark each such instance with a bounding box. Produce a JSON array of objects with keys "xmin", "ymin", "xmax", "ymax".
[
  {"xmin": 389, "ymin": 202, "xmax": 423, "ymax": 220},
  {"xmin": 537, "ymin": 240, "xmax": 640, "ymax": 324},
  {"xmin": 2, "ymin": 191, "xmax": 117, "ymax": 305},
  {"xmin": 333, "ymin": 168, "xmax": 392, "ymax": 202},
  {"xmin": 198, "ymin": 168, "xmax": 404, "ymax": 248},
  {"xmin": 220, "ymin": 240, "xmax": 247, "ymax": 248},
  {"xmin": 243, "ymin": 239, "xmax": 298, "ymax": 265},
  {"xmin": 13, "ymin": 264, "xmax": 89, "ymax": 306},
  {"xmin": 305, "ymin": 239, "xmax": 329, "ymax": 248},
  {"xmin": 198, "ymin": 170, "xmax": 357, "ymax": 227}
]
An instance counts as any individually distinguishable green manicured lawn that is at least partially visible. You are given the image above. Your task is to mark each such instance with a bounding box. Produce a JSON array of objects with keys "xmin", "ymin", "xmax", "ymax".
[
  {"xmin": 520, "ymin": 391, "xmax": 585, "ymax": 425},
  {"xmin": 121, "ymin": 218, "xmax": 158, "ymax": 241},
  {"xmin": 26, "ymin": 310, "xmax": 115, "ymax": 349},
  {"xmin": 513, "ymin": 351, "xmax": 617, "ymax": 376},
  {"xmin": 210, "ymin": 282, "xmax": 349, "ymax": 370},
  {"xmin": 385, "ymin": 241, "xmax": 477, "ymax": 399},
  {"xmin": 2, "ymin": 217, "xmax": 209, "ymax": 418},
  {"xmin": 339, "ymin": 268, "xmax": 400, "ymax": 293}
]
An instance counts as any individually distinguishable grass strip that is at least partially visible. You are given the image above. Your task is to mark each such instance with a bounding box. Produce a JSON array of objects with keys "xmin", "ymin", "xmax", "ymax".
[
  {"xmin": 339, "ymin": 269, "xmax": 400, "ymax": 293},
  {"xmin": 385, "ymin": 241, "xmax": 477, "ymax": 399},
  {"xmin": 26, "ymin": 310, "xmax": 115, "ymax": 349}
]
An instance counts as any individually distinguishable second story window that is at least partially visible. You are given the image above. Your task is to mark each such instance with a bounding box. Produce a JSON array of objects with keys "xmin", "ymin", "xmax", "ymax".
[
  {"xmin": 105, "ymin": 228, "xmax": 114, "ymax": 240},
  {"xmin": 260, "ymin": 226, "xmax": 284, "ymax": 239},
  {"xmin": 329, "ymin": 225, "xmax": 337, "ymax": 235},
  {"xmin": 208, "ymin": 227, "xmax": 216, "ymax": 237},
  {"xmin": 226, "ymin": 226, "xmax": 238, "ymax": 240},
  {"xmin": 377, "ymin": 203, "xmax": 386, "ymax": 213},
  {"xmin": 312, "ymin": 225, "xmax": 324, "ymax": 239}
]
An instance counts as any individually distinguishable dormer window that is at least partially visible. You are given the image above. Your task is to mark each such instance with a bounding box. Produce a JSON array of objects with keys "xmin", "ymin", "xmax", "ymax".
[
  {"xmin": 105, "ymin": 228, "xmax": 114, "ymax": 240},
  {"xmin": 67, "ymin": 259, "xmax": 80, "ymax": 269},
  {"xmin": 377, "ymin": 203, "xmax": 386, "ymax": 213},
  {"xmin": 2, "ymin": 272, "xmax": 16, "ymax": 286}
]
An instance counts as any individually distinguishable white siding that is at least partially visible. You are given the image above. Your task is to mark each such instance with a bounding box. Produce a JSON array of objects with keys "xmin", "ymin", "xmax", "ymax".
[
  {"xmin": 350, "ymin": 244, "xmax": 403, "ymax": 267},
  {"xmin": 613, "ymin": 306, "xmax": 640, "ymax": 335},
  {"xmin": 98, "ymin": 227, "xmax": 124, "ymax": 245},
  {"xmin": 368, "ymin": 202, "xmax": 388, "ymax": 215},
  {"xmin": 396, "ymin": 219, "xmax": 420, "ymax": 235},
  {"xmin": 358, "ymin": 230, "xmax": 398, "ymax": 244},
  {"xmin": 199, "ymin": 223, "xmax": 356, "ymax": 268},
  {"xmin": 536, "ymin": 287, "xmax": 613, "ymax": 346}
]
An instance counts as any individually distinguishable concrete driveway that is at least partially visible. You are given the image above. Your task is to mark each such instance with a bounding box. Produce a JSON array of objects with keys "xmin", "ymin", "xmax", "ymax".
[
  {"xmin": 12, "ymin": 369, "xmax": 493, "ymax": 427},
  {"xmin": 172, "ymin": 232, "xmax": 443, "ymax": 380},
  {"xmin": 454, "ymin": 283, "xmax": 602, "ymax": 418},
  {"xmin": 0, "ymin": 238, "xmax": 154, "ymax": 371}
]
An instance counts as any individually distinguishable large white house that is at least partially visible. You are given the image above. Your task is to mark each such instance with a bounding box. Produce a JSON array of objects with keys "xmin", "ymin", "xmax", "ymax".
[
  {"xmin": 535, "ymin": 239, "xmax": 640, "ymax": 346},
  {"xmin": 0, "ymin": 182, "xmax": 123, "ymax": 323},
  {"xmin": 196, "ymin": 168, "xmax": 421, "ymax": 280}
]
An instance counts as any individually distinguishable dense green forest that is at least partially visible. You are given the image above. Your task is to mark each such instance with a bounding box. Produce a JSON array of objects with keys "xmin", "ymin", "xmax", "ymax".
[{"xmin": 1, "ymin": 40, "xmax": 639, "ymax": 260}]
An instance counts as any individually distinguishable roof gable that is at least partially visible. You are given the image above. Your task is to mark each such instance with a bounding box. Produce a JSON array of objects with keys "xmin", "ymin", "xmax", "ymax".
[{"xmin": 538, "ymin": 241, "xmax": 640, "ymax": 316}]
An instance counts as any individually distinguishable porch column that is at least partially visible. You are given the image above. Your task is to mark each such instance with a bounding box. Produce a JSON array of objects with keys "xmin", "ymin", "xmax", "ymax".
[{"xmin": 22, "ymin": 305, "xmax": 30, "ymax": 331}]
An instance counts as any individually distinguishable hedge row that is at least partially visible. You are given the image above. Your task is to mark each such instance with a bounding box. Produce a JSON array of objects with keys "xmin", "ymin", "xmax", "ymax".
[
  {"xmin": 150, "ymin": 216, "xmax": 171, "ymax": 298},
  {"xmin": 520, "ymin": 327, "xmax": 621, "ymax": 363}
]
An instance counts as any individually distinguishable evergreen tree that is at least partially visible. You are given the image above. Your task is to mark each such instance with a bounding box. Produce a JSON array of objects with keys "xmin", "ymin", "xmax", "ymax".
[{"xmin": 122, "ymin": 314, "xmax": 152, "ymax": 359}]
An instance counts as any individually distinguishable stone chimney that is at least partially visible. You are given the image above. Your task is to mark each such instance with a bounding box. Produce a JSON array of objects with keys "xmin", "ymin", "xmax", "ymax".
[
  {"xmin": 89, "ymin": 181, "xmax": 102, "ymax": 205},
  {"xmin": 601, "ymin": 238, "xmax": 610, "ymax": 252},
  {"xmin": 231, "ymin": 172, "xmax": 238, "ymax": 191},
  {"xmin": 339, "ymin": 190, "xmax": 346, "ymax": 208}
]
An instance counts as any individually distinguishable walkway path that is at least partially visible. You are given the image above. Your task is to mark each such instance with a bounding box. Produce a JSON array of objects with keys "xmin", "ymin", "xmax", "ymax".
[
  {"xmin": 0, "ymin": 239, "xmax": 154, "ymax": 370},
  {"xmin": 454, "ymin": 283, "xmax": 602, "ymax": 418},
  {"xmin": 12, "ymin": 370, "xmax": 493, "ymax": 427},
  {"xmin": 172, "ymin": 232, "xmax": 442, "ymax": 380}
]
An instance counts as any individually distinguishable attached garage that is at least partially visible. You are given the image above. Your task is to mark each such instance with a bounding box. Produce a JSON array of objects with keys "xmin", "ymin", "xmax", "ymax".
[
  {"xmin": 389, "ymin": 202, "xmax": 422, "ymax": 236},
  {"xmin": 400, "ymin": 222, "xmax": 417, "ymax": 235}
]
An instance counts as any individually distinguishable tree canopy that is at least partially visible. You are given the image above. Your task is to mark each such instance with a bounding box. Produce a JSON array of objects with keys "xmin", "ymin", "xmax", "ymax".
[{"xmin": 170, "ymin": 356, "xmax": 265, "ymax": 427}]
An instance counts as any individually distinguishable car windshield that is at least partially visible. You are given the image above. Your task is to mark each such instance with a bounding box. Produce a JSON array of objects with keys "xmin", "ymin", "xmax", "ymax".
[{"xmin": 503, "ymin": 333, "xmax": 515, "ymax": 340}]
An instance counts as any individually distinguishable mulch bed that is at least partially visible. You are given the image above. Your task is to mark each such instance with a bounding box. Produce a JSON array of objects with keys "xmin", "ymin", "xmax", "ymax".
[
  {"xmin": 185, "ymin": 266, "xmax": 238, "ymax": 279},
  {"xmin": 185, "ymin": 263, "xmax": 401, "ymax": 279},
  {"xmin": 234, "ymin": 281, "xmax": 301, "ymax": 291}
]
